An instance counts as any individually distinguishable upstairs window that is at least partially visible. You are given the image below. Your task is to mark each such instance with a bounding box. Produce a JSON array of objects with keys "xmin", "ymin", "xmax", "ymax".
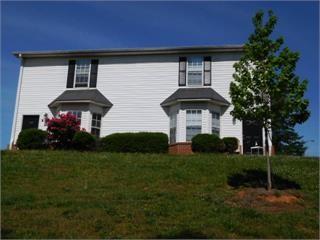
[
  {"xmin": 187, "ymin": 57, "xmax": 203, "ymax": 86},
  {"xmin": 186, "ymin": 109, "xmax": 202, "ymax": 141},
  {"xmin": 75, "ymin": 59, "xmax": 91, "ymax": 88},
  {"xmin": 212, "ymin": 111, "xmax": 220, "ymax": 136}
]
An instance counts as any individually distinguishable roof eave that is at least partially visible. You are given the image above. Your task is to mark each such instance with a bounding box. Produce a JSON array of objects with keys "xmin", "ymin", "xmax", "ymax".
[
  {"xmin": 161, "ymin": 98, "xmax": 230, "ymax": 107},
  {"xmin": 13, "ymin": 45, "xmax": 244, "ymax": 58},
  {"xmin": 48, "ymin": 100, "xmax": 112, "ymax": 108}
]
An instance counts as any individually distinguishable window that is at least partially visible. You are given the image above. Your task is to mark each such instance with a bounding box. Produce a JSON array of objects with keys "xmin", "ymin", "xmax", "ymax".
[
  {"xmin": 212, "ymin": 111, "xmax": 220, "ymax": 136},
  {"xmin": 178, "ymin": 57, "xmax": 187, "ymax": 86},
  {"xmin": 170, "ymin": 113, "xmax": 177, "ymax": 143},
  {"xmin": 68, "ymin": 111, "xmax": 82, "ymax": 124},
  {"xmin": 187, "ymin": 57, "xmax": 203, "ymax": 86},
  {"xmin": 75, "ymin": 59, "xmax": 90, "ymax": 87},
  {"xmin": 91, "ymin": 113, "xmax": 101, "ymax": 137},
  {"xmin": 186, "ymin": 110, "xmax": 202, "ymax": 141},
  {"xmin": 22, "ymin": 115, "xmax": 39, "ymax": 130}
]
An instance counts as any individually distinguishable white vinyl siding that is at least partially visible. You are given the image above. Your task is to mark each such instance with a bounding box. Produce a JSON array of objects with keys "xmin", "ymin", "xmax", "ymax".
[
  {"xmin": 186, "ymin": 109, "xmax": 202, "ymax": 141},
  {"xmin": 75, "ymin": 59, "xmax": 90, "ymax": 88},
  {"xmin": 212, "ymin": 52, "xmax": 243, "ymax": 145},
  {"xmin": 97, "ymin": 55, "xmax": 177, "ymax": 136},
  {"xmin": 187, "ymin": 57, "xmax": 203, "ymax": 86}
]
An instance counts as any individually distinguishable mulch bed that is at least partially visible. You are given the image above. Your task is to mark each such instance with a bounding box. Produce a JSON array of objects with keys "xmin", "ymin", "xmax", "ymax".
[{"xmin": 227, "ymin": 188, "xmax": 304, "ymax": 213}]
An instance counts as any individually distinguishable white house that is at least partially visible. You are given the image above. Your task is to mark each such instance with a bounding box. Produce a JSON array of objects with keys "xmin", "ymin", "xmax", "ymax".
[{"xmin": 10, "ymin": 45, "xmax": 269, "ymax": 154}]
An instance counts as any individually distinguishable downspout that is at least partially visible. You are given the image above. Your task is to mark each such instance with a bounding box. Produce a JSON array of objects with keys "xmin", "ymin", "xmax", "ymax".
[{"xmin": 9, "ymin": 55, "xmax": 24, "ymax": 149}]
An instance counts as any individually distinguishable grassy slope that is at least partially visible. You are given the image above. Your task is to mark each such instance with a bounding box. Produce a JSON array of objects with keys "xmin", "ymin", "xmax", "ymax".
[{"xmin": 1, "ymin": 151, "xmax": 319, "ymax": 239}]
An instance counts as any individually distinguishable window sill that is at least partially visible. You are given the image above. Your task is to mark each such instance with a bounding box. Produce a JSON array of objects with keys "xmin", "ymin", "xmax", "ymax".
[
  {"xmin": 179, "ymin": 85, "xmax": 211, "ymax": 88},
  {"xmin": 66, "ymin": 87, "xmax": 97, "ymax": 90}
]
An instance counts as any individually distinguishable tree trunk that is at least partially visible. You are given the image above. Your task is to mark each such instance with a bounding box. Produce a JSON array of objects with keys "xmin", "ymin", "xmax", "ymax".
[{"xmin": 264, "ymin": 127, "xmax": 272, "ymax": 191}]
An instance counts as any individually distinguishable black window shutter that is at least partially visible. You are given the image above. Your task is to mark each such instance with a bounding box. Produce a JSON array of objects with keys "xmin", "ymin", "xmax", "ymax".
[
  {"xmin": 90, "ymin": 59, "xmax": 99, "ymax": 88},
  {"xmin": 178, "ymin": 57, "xmax": 187, "ymax": 86},
  {"xmin": 66, "ymin": 60, "xmax": 76, "ymax": 88},
  {"xmin": 204, "ymin": 56, "xmax": 211, "ymax": 86}
]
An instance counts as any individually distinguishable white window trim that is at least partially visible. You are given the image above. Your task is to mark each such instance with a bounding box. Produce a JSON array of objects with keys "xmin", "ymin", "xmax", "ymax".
[
  {"xmin": 67, "ymin": 110, "xmax": 82, "ymax": 124},
  {"xmin": 186, "ymin": 56, "xmax": 204, "ymax": 87},
  {"xmin": 74, "ymin": 59, "xmax": 91, "ymax": 89},
  {"xmin": 91, "ymin": 112, "xmax": 102, "ymax": 137},
  {"xmin": 186, "ymin": 109, "xmax": 202, "ymax": 142},
  {"xmin": 211, "ymin": 111, "xmax": 221, "ymax": 136}
]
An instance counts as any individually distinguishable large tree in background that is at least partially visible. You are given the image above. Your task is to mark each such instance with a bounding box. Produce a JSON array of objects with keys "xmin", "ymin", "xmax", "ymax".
[
  {"xmin": 272, "ymin": 125, "xmax": 307, "ymax": 156},
  {"xmin": 230, "ymin": 10, "xmax": 310, "ymax": 190}
]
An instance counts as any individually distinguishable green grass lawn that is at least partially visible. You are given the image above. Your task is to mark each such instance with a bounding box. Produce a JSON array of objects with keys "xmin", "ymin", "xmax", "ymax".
[{"xmin": 1, "ymin": 151, "xmax": 319, "ymax": 239}]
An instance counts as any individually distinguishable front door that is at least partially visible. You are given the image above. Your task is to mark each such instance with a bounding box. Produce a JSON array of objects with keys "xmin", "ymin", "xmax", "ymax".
[
  {"xmin": 22, "ymin": 115, "xmax": 39, "ymax": 130},
  {"xmin": 242, "ymin": 120, "xmax": 263, "ymax": 154}
]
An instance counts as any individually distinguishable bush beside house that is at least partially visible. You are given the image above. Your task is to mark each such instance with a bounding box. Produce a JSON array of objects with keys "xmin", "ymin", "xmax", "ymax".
[
  {"xmin": 192, "ymin": 134, "xmax": 225, "ymax": 153},
  {"xmin": 16, "ymin": 129, "xmax": 47, "ymax": 150},
  {"xmin": 100, "ymin": 132, "xmax": 168, "ymax": 153},
  {"xmin": 72, "ymin": 131, "xmax": 96, "ymax": 151},
  {"xmin": 15, "ymin": 113, "xmax": 238, "ymax": 154},
  {"xmin": 223, "ymin": 137, "xmax": 239, "ymax": 154}
]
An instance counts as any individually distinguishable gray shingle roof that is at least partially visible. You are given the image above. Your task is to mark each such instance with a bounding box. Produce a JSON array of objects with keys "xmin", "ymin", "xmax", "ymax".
[
  {"xmin": 13, "ymin": 45, "xmax": 243, "ymax": 58},
  {"xmin": 48, "ymin": 89, "xmax": 113, "ymax": 108},
  {"xmin": 161, "ymin": 88, "xmax": 230, "ymax": 107}
]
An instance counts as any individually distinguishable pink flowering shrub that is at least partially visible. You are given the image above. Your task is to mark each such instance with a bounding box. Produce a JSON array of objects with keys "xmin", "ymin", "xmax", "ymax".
[{"xmin": 47, "ymin": 112, "xmax": 80, "ymax": 149}]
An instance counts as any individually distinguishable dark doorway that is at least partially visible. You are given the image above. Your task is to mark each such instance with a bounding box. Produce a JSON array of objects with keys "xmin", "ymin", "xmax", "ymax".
[
  {"xmin": 243, "ymin": 120, "xmax": 263, "ymax": 154},
  {"xmin": 22, "ymin": 115, "xmax": 39, "ymax": 130}
]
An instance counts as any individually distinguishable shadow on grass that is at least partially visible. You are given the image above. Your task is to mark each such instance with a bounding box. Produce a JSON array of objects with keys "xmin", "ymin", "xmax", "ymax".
[
  {"xmin": 156, "ymin": 229, "xmax": 209, "ymax": 239},
  {"xmin": 227, "ymin": 169, "xmax": 301, "ymax": 190},
  {"xmin": 1, "ymin": 228, "xmax": 14, "ymax": 239}
]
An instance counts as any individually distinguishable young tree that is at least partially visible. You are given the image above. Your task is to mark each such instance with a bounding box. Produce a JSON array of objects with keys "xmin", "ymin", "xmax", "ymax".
[
  {"xmin": 47, "ymin": 112, "xmax": 80, "ymax": 149},
  {"xmin": 230, "ymin": 10, "xmax": 310, "ymax": 190}
]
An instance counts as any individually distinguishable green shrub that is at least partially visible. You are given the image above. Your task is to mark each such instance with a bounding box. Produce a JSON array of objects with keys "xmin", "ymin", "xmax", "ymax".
[
  {"xmin": 100, "ymin": 132, "xmax": 168, "ymax": 153},
  {"xmin": 16, "ymin": 129, "xmax": 47, "ymax": 150},
  {"xmin": 72, "ymin": 131, "xmax": 96, "ymax": 151},
  {"xmin": 192, "ymin": 134, "xmax": 225, "ymax": 153},
  {"xmin": 223, "ymin": 137, "xmax": 239, "ymax": 154}
]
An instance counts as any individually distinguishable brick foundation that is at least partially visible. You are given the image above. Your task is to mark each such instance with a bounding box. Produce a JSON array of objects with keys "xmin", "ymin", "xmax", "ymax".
[{"xmin": 169, "ymin": 142, "xmax": 193, "ymax": 155}]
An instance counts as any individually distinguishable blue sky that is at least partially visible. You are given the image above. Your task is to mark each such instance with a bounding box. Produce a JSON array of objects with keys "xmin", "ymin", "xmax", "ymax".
[{"xmin": 1, "ymin": 1, "xmax": 319, "ymax": 156}]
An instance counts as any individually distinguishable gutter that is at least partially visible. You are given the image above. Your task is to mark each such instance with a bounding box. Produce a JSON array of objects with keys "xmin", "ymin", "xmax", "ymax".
[{"xmin": 13, "ymin": 45, "xmax": 244, "ymax": 59}]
